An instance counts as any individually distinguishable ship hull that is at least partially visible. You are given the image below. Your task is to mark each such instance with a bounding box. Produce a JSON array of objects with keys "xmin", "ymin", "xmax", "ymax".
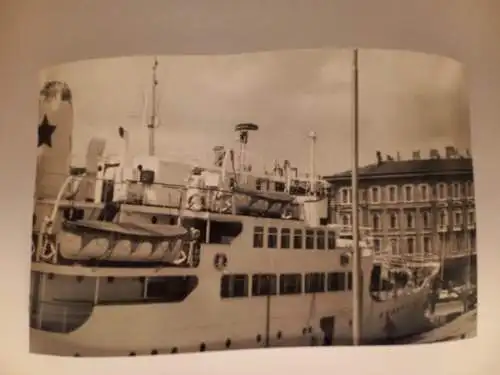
[{"xmin": 30, "ymin": 279, "xmax": 432, "ymax": 357}]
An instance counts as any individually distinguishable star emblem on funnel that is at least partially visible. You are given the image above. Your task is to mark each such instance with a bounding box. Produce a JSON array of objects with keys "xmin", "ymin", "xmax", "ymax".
[{"xmin": 38, "ymin": 114, "xmax": 56, "ymax": 147}]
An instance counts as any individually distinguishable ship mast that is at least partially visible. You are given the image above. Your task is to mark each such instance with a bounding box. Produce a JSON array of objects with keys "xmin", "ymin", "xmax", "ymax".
[
  {"xmin": 351, "ymin": 48, "xmax": 363, "ymax": 346},
  {"xmin": 147, "ymin": 57, "xmax": 159, "ymax": 156}
]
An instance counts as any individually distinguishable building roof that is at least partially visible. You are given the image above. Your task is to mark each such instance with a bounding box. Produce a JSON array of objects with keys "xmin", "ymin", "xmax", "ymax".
[{"xmin": 324, "ymin": 158, "xmax": 474, "ymax": 181}]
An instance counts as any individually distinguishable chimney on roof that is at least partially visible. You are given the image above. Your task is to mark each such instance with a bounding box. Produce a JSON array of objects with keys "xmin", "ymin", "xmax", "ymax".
[
  {"xmin": 376, "ymin": 150, "xmax": 383, "ymax": 165},
  {"xmin": 445, "ymin": 146, "xmax": 458, "ymax": 159},
  {"xmin": 386, "ymin": 154, "xmax": 394, "ymax": 161},
  {"xmin": 430, "ymin": 149, "xmax": 440, "ymax": 159},
  {"xmin": 412, "ymin": 150, "xmax": 421, "ymax": 160},
  {"xmin": 396, "ymin": 152, "xmax": 401, "ymax": 161},
  {"xmin": 465, "ymin": 149, "xmax": 472, "ymax": 158}
]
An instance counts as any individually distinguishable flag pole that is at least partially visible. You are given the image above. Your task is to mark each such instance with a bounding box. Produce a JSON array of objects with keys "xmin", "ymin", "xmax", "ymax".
[{"xmin": 351, "ymin": 48, "xmax": 363, "ymax": 346}]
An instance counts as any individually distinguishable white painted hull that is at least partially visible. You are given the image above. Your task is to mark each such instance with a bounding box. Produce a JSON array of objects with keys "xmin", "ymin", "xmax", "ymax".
[{"xmin": 30, "ymin": 283, "xmax": 432, "ymax": 357}]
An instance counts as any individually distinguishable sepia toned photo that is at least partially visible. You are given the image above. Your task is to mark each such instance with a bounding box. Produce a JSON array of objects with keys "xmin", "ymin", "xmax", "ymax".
[{"xmin": 30, "ymin": 49, "xmax": 476, "ymax": 357}]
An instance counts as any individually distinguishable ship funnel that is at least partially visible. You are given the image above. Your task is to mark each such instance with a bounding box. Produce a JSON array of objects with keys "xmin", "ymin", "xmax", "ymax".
[{"xmin": 35, "ymin": 81, "xmax": 73, "ymax": 199}]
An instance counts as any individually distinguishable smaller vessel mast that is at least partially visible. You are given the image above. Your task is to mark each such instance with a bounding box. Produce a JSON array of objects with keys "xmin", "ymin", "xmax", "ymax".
[
  {"xmin": 234, "ymin": 123, "xmax": 259, "ymax": 182},
  {"xmin": 308, "ymin": 131, "xmax": 317, "ymax": 196},
  {"xmin": 147, "ymin": 57, "xmax": 159, "ymax": 156}
]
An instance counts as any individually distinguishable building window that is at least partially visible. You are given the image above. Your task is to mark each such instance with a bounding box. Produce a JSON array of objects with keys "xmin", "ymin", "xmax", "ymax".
[
  {"xmin": 327, "ymin": 231, "xmax": 336, "ymax": 249},
  {"xmin": 326, "ymin": 272, "xmax": 346, "ymax": 292},
  {"xmin": 419, "ymin": 184, "xmax": 430, "ymax": 201},
  {"xmin": 466, "ymin": 181, "xmax": 474, "ymax": 198},
  {"xmin": 252, "ymin": 274, "xmax": 277, "ymax": 296},
  {"xmin": 467, "ymin": 209, "xmax": 475, "ymax": 225},
  {"xmin": 279, "ymin": 273, "xmax": 302, "ymax": 295},
  {"xmin": 389, "ymin": 238, "xmax": 399, "ymax": 255},
  {"xmin": 339, "ymin": 188, "xmax": 351, "ymax": 204},
  {"xmin": 373, "ymin": 238, "xmax": 382, "ymax": 253},
  {"xmin": 405, "ymin": 211, "xmax": 415, "ymax": 229},
  {"xmin": 451, "ymin": 182, "xmax": 461, "ymax": 200},
  {"xmin": 253, "ymin": 227, "xmax": 264, "ymax": 248},
  {"xmin": 359, "ymin": 189, "xmax": 368, "ymax": 203},
  {"xmin": 370, "ymin": 186, "xmax": 381, "ymax": 204},
  {"xmin": 453, "ymin": 210, "xmax": 463, "ymax": 227},
  {"xmin": 340, "ymin": 214, "xmax": 351, "ymax": 227},
  {"xmin": 280, "ymin": 228, "xmax": 290, "ymax": 249},
  {"xmin": 423, "ymin": 237, "xmax": 432, "ymax": 254},
  {"xmin": 406, "ymin": 237, "xmax": 415, "ymax": 255},
  {"xmin": 293, "ymin": 229, "xmax": 303, "ymax": 249},
  {"xmin": 305, "ymin": 273, "xmax": 325, "ymax": 293},
  {"xmin": 386, "ymin": 185, "xmax": 397, "ymax": 203},
  {"xmin": 438, "ymin": 210, "xmax": 448, "ymax": 227},
  {"xmin": 422, "ymin": 211, "xmax": 431, "ymax": 229},
  {"xmin": 371, "ymin": 212, "xmax": 381, "ymax": 230},
  {"xmin": 267, "ymin": 227, "xmax": 278, "ymax": 248},
  {"xmin": 389, "ymin": 212, "xmax": 399, "ymax": 229},
  {"xmin": 437, "ymin": 183, "xmax": 447, "ymax": 200},
  {"xmin": 220, "ymin": 274, "xmax": 249, "ymax": 298},
  {"xmin": 403, "ymin": 185, "xmax": 414, "ymax": 202},
  {"xmin": 316, "ymin": 230, "xmax": 325, "ymax": 250},
  {"xmin": 305, "ymin": 230, "xmax": 315, "ymax": 249}
]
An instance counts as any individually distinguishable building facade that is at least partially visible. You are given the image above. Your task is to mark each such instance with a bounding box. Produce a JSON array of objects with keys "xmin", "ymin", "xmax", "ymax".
[{"xmin": 323, "ymin": 148, "xmax": 475, "ymax": 260}]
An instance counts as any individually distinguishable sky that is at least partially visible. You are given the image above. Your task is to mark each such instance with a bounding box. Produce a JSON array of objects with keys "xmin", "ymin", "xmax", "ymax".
[{"xmin": 40, "ymin": 48, "xmax": 470, "ymax": 175}]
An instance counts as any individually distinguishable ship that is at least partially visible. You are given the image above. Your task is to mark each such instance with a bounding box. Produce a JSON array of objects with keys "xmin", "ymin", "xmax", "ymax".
[{"xmin": 30, "ymin": 54, "xmax": 440, "ymax": 357}]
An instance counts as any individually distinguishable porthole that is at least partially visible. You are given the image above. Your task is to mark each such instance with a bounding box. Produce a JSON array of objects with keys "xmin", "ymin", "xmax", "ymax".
[
  {"xmin": 277, "ymin": 331, "xmax": 282, "ymax": 340},
  {"xmin": 170, "ymin": 347, "xmax": 178, "ymax": 354},
  {"xmin": 199, "ymin": 343, "xmax": 206, "ymax": 352},
  {"xmin": 129, "ymin": 352, "xmax": 136, "ymax": 356},
  {"xmin": 76, "ymin": 275, "xmax": 83, "ymax": 283},
  {"xmin": 151, "ymin": 349, "xmax": 158, "ymax": 355},
  {"xmin": 107, "ymin": 276, "xmax": 115, "ymax": 283},
  {"xmin": 256, "ymin": 334, "xmax": 262, "ymax": 343},
  {"xmin": 48, "ymin": 273, "xmax": 54, "ymax": 280},
  {"xmin": 137, "ymin": 164, "xmax": 143, "ymax": 171},
  {"xmin": 151, "ymin": 216, "xmax": 158, "ymax": 224},
  {"xmin": 225, "ymin": 339, "xmax": 231, "ymax": 348}
]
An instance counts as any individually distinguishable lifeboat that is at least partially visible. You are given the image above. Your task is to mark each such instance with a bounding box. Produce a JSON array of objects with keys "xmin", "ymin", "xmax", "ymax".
[{"xmin": 56, "ymin": 219, "xmax": 191, "ymax": 264}]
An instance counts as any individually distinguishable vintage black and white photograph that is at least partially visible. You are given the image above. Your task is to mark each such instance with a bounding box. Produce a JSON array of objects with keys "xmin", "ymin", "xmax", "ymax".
[{"xmin": 30, "ymin": 49, "xmax": 476, "ymax": 357}]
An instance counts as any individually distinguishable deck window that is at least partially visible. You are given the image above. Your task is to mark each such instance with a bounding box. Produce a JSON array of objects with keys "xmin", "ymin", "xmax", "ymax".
[
  {"xmin": 327, "ymin": 272, "xmax": 346, "ymax": 292},
  {"xmin": 253, "ymin": 226, "xmax": 264, "ymax": 248},
  {"xmin": 293, "ymin": 229, "xmax": 303, "ymax": 249},
  {"xmin": 327, "ymin": 231, "xmax": 336, "ymax": 249},
  {"xmin": 305, "ymin": 273, "xmax": 325, "ymax": 293},
  {"xmin": 220, "ymin": 274, "xmax": 248, "ymax": 298},
  {"xmin": 267, "ymin": 227, "xmax": 278, "ymax": 248},
  {"xmin": 279, "ymin": 273, "xmax": 302, "ymax": 295},
  {"xmin": 145, "ymin": 276, "xmax": 199, "ymax": 302},
  {"xmin": 252, "ymin": 274, "xmax": 277, "ymax": 296},
  {"xmin": 280, "ymin": 228, "xmax": 291, "ymax": 249},
  {"xmin": 316, "ymin": 230, "xmax": 325, "ymax": 250},
  {"xmin": 305, "ymin": 230, "xmax": 315, "ymax": 250}
]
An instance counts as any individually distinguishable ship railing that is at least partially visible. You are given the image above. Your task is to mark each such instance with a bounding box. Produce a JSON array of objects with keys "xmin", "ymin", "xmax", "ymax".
[
  {"xmin": 35, "ymin": 170, "xmax": 324, "ymax": 221},
  {"xmin": 29, "ymin": 299, "xmax": 93, "ymax": 333}
]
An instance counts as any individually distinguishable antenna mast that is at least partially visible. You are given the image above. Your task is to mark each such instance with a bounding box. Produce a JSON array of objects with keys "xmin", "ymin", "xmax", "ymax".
[{"xmin": 148, "ymin": 57, "xmax": 159, "ymax": 156}]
